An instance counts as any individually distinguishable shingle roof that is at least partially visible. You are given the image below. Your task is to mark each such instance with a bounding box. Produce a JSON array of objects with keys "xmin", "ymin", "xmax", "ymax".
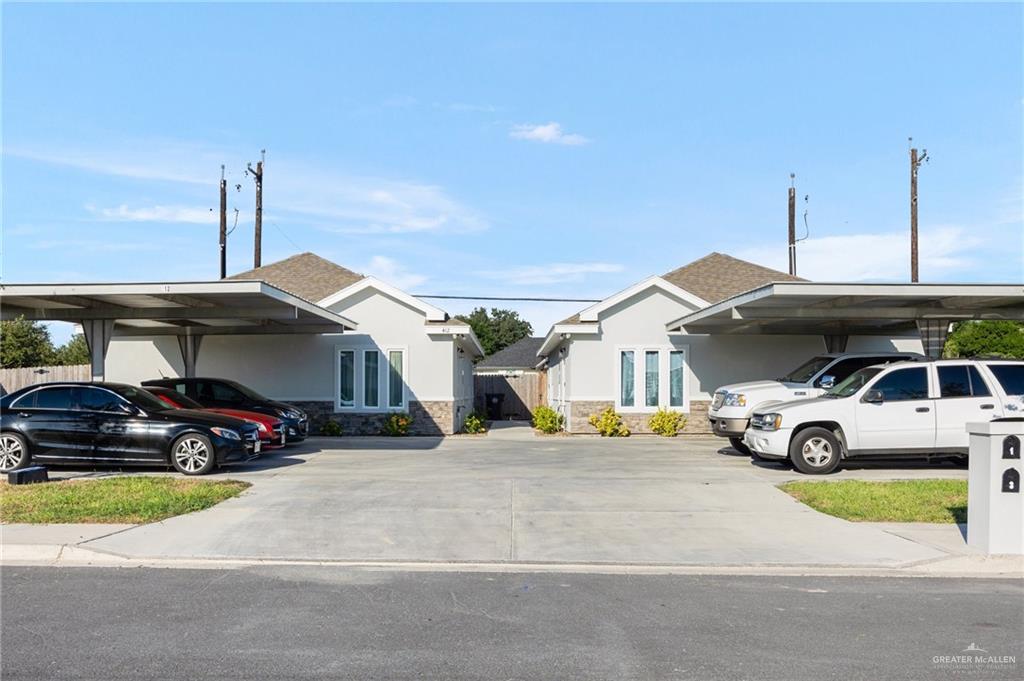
[
  {"xmin": 475, "ymin": 337, "xmax": 546, "ymax": 369},
  {"xmin": 555, "ymin": 252, "xmax": 805, "ymax": 325},
  {"xmin": 227, "ymin": 252, "xmax": 365, "ymax": 303},
  {"xmin": 661, "ymin": 252, "xmax": 804, "ymax": 304}
]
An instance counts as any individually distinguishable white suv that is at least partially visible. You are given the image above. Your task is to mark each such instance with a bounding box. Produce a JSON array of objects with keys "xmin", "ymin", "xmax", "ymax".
[
  {"xmin": 743, "ymin": 359, "xmax": 1024, "ymax": 475},
  {"xmin": 708, "ymin": 352, "xmax": 921, "ymax": 452}
]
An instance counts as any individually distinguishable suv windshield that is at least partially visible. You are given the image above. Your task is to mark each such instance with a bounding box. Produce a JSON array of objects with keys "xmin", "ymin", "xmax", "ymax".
[
  {"xmin": 779, "ymin": 356, "xmax": 833, "ymax": 383},
  {"xmin": 112, "ymin": 385, "xmax": 171, "ymax": 411},
  {"xmin": 825, "ymin": 367, "xmax": 883, "ymax": 398},
  {"xmin": 224, "ymin": 380, "xmax": 269, "ymax": 402}
]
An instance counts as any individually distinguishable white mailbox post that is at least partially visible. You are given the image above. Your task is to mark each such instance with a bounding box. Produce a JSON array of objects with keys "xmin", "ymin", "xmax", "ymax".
[{"xmin": 967, "ymin": 419, "xmax": 1024, "ymax": 555}]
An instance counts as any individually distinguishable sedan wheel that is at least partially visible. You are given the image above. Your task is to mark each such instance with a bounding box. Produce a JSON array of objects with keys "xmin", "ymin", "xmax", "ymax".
[
  {"xmin": 0, "ymin": 434, "xmax": 29, "ymax": 473},
  {"xmin": 790, "ymin": 427, "xmax": 842, "ymax": 475},
  {"xmin": 171, "ymin": 435, "xmax": 215, "ymax": 475}
]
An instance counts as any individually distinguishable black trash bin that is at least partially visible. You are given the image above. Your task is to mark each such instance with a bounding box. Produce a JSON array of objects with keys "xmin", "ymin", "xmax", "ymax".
[{"xmin": 486, "ymin": 393, "xmax": 505, "ymax": 420}]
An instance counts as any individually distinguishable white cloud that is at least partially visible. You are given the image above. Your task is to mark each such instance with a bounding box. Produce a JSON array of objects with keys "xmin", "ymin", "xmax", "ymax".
[
  {"xmin": 87, "ymin": 204, "xmax": 218, "ymax": 224},
  {"xmin": 510, "ymin": 122, "xmax": 590, "ymax": 146},
  {"xmin": 734, "ymin": 226, "xmax": 983, "ymax": 282},
  {"xmin": 477, "ymin": 262, "xmax": 623, "ymax": 286},
  {"xmin": 360, "ymin": 255, "xmax": 428, "ymax": 290}
]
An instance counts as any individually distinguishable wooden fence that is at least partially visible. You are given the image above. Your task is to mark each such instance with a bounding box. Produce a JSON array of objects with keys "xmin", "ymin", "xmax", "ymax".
[
  {"xmin": 474, "ymin": 371, "xmax": 546, "ymax": 421},
  {"xmin": 0, "ymin": 365, "xmax": 90, "ymax": 395}
]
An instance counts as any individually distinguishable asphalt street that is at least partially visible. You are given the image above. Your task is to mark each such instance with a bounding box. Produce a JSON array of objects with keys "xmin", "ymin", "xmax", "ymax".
[{"xmin": 1, "ymin": 567, "xmax": 1020, "ymax": 680}]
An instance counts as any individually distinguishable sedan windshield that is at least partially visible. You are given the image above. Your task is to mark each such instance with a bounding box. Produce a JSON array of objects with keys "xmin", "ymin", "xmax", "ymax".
[
  {"xmin": 113, "ymin": 386, "xmax": 172, "ymax": 411},
  {"xmin": 825, "ymin": 367, "xmax": 883, "ymax": 398},
  {"xmin": 779, "ymin": 356, "xmax": 833, "ymax": 383}
]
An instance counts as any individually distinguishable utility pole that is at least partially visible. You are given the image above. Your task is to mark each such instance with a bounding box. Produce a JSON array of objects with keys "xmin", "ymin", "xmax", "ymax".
[
  {"xmin": 219, "ymin": 166, "xmax": 227, "ymax": 279},
  {"xmin": 248, "ymin": 150, "xmax": 265, "ymax": 269},
  {"xmin": 909, "ymin": 139, "xmax": 928, "ymax": 283},
  {"xmin": 788, "ymin": 173, "xmax": 797, "ymax": 276}
]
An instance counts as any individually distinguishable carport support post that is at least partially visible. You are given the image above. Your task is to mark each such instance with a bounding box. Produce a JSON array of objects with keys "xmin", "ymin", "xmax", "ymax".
[
  {"xmin": 81, "ymin": 319, "xmax": 114, "ymax": 382},
  {"xmin": 177, "ymin": 333, "xmax": 202, "ymax": 378},
  {"xmin": 823, "ymin": 334, "xmax": 848, "ymax": 353},
  {"xmin": 916, "ymin": 319, "xmax": 951, "ymax": 359}
]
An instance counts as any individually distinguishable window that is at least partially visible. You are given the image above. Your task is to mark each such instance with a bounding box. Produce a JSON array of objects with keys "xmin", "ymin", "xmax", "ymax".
[
  {"xmin": 76, "ymin": 387, "xmax": 126, "ymax": 412},
  {"xmin": 364, "ymin": 351, "xmax": 380, "ymax": 408},
  {"xmin": 869, "ymin": 367, "xmax": 929, "ymax": 402},
  {"xmin": 34, "ymin": 387, "xmax": 74, "ymax": 410},
  {"xmin": 987, "ymin": 364, "xmax": 1024, "ymax": 396},
  {"xmin": 938, "ymin": 365, "xmax": 992, "ymax": 398},
  {"xmin": 388, "ymin": 350, "xmax": 404, "ymax": 408},
  {"xmin": 620, "ymin": 351, "xmax": 635, "ymax": 407},
  {"xmin": 645, "ymin": 351, "xmax": 659, "ymax": 407},
  {"xmin": 670, "ymin": 351, "xmax": 685, "ymax": 407},
  {"xmin": 968, "ymin": 367, "xmax": 992, "ymax": 397},
  {"xmin": 338, "ymin": 350, "xmax": 355, "ymax": 407},
  {"xmin": 197, "ymin": 380, "xmax": 245, "ymax": 405}
]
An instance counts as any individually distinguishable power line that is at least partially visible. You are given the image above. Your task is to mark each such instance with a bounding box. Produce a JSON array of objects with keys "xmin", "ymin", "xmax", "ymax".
[
  {"xmin": 270, "ymin": 220, "xmax": 303, "ymax": 251},
  {"xmin": 414, "ymin": 294, "xmax": 601, "ymax": 303}
]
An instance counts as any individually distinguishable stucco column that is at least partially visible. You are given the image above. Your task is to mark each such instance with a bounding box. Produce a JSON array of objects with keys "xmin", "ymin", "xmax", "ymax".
[
  {"xmin": 177, "ymin": 333, "xmax": 203, "ymax": 378},
  {"xmin": 81, "ymin": 319, "xmax": 115, "ymax": 382}
]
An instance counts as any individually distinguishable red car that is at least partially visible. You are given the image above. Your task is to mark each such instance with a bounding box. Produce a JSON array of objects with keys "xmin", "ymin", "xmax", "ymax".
[{"xmin": 145, "ymin": 386, "xmax": 288, "ymax": 449}]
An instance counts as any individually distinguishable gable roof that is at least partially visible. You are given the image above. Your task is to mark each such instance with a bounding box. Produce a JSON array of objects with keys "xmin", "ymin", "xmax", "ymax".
[
  {"xmin": 475, "ymin": 337, "xmax": 546, "ymax": 369},
  {"xmin": 661, "ymin": 252, "xmax": 804, "ymax": 304},
  {"xmin": 227, "ymin": 252, "xmax": 365, "ymax": 303}
]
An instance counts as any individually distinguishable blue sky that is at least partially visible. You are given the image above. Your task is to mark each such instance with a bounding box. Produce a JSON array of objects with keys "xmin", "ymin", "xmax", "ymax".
[{"xmin": 3, "ymin": 2, "xmax": 1022, "ymax": 344}]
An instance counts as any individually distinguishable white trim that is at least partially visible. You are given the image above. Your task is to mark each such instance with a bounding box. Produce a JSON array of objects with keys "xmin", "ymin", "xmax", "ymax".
[
  {"xmin": 424, "ymin": 325, "xmax": 486, "ymax": 358},
  {"xmin": 577, "ymin": 276, "xmax": 709, "ymax": 322},
  {"xmin": 335, "ymin": 348, "xmax": 357, "ymax": 410},
  {"xmin": 613, "ymin": 344, "xmax": 690, "ymax": 413},
  {"xmin": 317, "ymin": 276, "xmax": 447, "ymax": 321},
  {"xmin": 333, "ymin": 344, "xmax": 410, "ymax": 413},
  {"xmin": 537, "ymin": 323, "xmax": 599, "ymax": 357},
  {"xmin": 385, "ymin": 347, "xmax": 408, "ymax": 410}
]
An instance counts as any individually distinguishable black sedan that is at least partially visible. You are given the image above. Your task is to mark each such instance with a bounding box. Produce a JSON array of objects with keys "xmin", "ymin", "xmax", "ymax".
[
  {"xmin": 0, "ymin": 382, "xmax": 262, "ymax": 475},
  {"xmin": 141, "ymin": 377, "xmax": 309, "ymax": 441}
]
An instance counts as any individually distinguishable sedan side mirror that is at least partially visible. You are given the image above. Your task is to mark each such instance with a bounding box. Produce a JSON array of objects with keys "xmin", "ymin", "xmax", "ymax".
[
  {"xmin": 819, "ymin": 375, "xmax": 836, "ymax": 389},
  {"xmin": 863, "ymin": 389, "xmax": 885, "ymax": 404}
]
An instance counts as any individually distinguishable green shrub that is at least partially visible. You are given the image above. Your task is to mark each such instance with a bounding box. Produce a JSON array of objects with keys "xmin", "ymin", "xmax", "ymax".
[
  {"xmin": 320, "ymin": 420, "xmax": 343, "ymax": 437},
  {"xmin": 589, "ymin": 407, "xmax": 630, "ymax": 437},
  {"xmin": 531, "ymin": 405, "xmax": 564, "ymax": 434},
  {"xmin": 649, "ymin": 408, "xmax": 686, "ymax": 437},
  {"xmin": 462, "ymin": 411, "xmax": 487, "ymax": 434},
  {"xmin": 381, "ymin": 412, "xmax": 412, "ymax": 436}
]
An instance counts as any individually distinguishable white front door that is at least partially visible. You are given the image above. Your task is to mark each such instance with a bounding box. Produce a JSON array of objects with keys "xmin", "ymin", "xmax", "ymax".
[
  {"xmin": 934, "ymin": 364, "xmax": 1002, "ymax": 450},
  {"xmin": 854, "ymin": 366, "xmax": 935, "ymax": 451}
]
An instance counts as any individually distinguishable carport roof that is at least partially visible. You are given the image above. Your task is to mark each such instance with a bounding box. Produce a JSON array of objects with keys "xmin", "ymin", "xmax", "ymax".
[
  {"xmin": 0, "ymin": 280, "xmax": 358, "ymax": 335},
  {"xmin": 666, "ymin": 282, "xmax": 1024, "ymax": 335}
]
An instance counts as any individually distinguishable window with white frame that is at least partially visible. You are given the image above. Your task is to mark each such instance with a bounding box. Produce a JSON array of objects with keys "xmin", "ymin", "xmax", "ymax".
[
  {"xmin": 617, "ymin": 346, "xmax": 687, "ymax": 411},
  {"xmin": 336, "ymin": 346, "xmax": 406, "ymax": 411}
]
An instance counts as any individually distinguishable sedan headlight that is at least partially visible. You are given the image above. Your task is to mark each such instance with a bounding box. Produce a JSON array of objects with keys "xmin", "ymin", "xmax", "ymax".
[
  {"xmin": 210, "ymin": 427, "xmax": 241, "ymax": 441},
  {"xmin": 751, "ymin": 413, "xmax": 783, "ymax": 431},
  {"xmin": 277, "ymin": 409, "xmax": 301, "ymax": 419},
  {"xmin": 723, "ymin": 393, "xmax": 747, "ymax": 407}
]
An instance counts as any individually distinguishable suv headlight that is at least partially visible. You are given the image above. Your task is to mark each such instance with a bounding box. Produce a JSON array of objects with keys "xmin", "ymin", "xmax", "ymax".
[
  {"xmin": 723, "ymin": 393, "xmax": 747, "ymax": 407},
  {"xmin": 277, "ymin": 409, "xmax": 301, "ymax": 419},
  {"xmin": 752, "ymin": 413, "xmax": 782, "ymax": 431},
  {"xmin": 210, "ymin": 427, "xmax": 241, "ymax": 441}
]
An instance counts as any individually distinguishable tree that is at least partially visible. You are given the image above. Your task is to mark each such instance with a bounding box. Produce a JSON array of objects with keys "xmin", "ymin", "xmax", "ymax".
[
  {"xmin": 54, "ymin": 334, "xmax": 91, "ymax": 365},
  {"xmin": 944, "ymin": 321, "xmax": 1024, "ymax": 359},
  {"xmin": 455, "ymin": 307, "xmax": 533, "ymax": 356},
  {"xmin": 0, "ymin": 317, "xmax": 57, "ymax": 368}
]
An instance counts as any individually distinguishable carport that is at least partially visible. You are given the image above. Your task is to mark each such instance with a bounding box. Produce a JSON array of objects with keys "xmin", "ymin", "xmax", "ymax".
[
  {"xmin": 666, "ymin": 282, "xmax": 1024, "ymax": 357},
  {"xmin": 0, "ymin": 281, "xmax": 357, "ymax": 380}
]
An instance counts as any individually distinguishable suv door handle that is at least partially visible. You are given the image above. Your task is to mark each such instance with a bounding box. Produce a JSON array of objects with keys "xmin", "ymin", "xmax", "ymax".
[
  {"xmin": 915, "ymin": 407, "xmax": 930, "ymax": 413},
  {"xmin": 980, "ymin": 404, "xmax": 995, "ymax": 410}
]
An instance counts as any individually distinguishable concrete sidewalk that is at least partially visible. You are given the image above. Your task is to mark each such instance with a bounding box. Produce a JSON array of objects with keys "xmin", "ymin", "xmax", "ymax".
[{"xmin": 3, "ymin": 436, "xmax": 1015, "ymax": 576}]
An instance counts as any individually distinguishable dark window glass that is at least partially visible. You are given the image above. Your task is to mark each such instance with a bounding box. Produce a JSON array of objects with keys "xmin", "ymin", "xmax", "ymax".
[
  {"xmin": 34, "ymin": 387, "xmax": 75, "ymax": 410},
  {"xmin": 938, "ymin": 365, "xmax": 971, "ymax": 398},
  {"xmin": 817, "ymin": 358, "xmax": 866, "ymax": 385},
  {"xmin": 988, "ymin": 365, "xmax": 1024, "ymax": 396},
  {"xmin": 869, "ymin": 367, "xmax": 929, "ymax": 402},
  {"xmin": 967, "ymin": 366, "xmax": 991, "ymax": 397},
  {"xmin": 77, "ymin": 387, "xmax": 126, "ymax": 412},
  {"xmin": 9, "ymin": 392, "xmax": 37, "ymax": 409},
  {"xmin": 198, "ymin": 381, "xmax": 245, "ymax": 404}
]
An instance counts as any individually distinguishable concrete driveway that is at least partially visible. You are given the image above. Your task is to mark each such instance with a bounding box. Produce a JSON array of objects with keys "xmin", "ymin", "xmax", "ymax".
[{"xmin": 75, "ymin": 427, "xmax": 965, "ymax": 567}]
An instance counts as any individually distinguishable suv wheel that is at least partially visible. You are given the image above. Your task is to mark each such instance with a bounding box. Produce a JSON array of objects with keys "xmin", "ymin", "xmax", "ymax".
[
  {"xmin": 171, "ymin": 434, "xmax": 216, "ymax": 475},
  {"xmin": 728, "ymin": 437, "xmax": 752, "ymax": 456},
  {"xmin": 0, "ymin": 433, "xmax": 30, "ymax": 473},
  {"xmin": 790, "ymin": 427, "xmax": 842, "ymax": 475}
]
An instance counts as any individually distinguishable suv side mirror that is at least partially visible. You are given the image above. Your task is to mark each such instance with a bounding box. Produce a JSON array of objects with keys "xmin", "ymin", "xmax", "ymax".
[
  {"xmin": 863, "ymin": 389, "xmax": 884, "ymax": 404},
  {"xmin": 819, "ymin": 375, "xmax": 836, "ymax": 389}
]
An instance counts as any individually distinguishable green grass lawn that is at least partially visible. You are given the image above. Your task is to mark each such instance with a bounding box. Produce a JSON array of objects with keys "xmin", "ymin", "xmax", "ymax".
[
  {"xmin": 0, "ymin": 476, "xmax": 250, "ymax": 524},
  {"xmin": 779, "ymin": 479, "xmax": 967, "ymax": 523}
]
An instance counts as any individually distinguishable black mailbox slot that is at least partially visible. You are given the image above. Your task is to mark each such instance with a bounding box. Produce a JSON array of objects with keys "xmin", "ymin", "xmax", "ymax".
[
  {"xmin": 1003, "ymin": 435, "xmax": 1020, "ymax": 460},
  {"xmin": 1002, "ymin": 468, "xmax": 1020, "ymax": 494}
]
